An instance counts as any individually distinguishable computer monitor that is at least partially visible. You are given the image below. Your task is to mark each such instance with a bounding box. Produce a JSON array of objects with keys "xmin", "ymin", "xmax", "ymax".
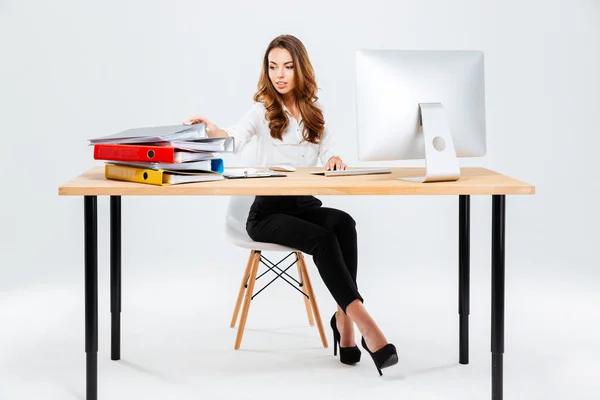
[{"xmin": 355, "ymin": 50, "xmax": 486, "ymax": 182}]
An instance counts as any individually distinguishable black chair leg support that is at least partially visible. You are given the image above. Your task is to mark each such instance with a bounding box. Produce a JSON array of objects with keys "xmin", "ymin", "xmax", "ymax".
[
  {"xmin": 492, "ymin": 195, "xmax": 506, "ymax": 400},
  {"xmin": 84, "ymin": 196, "xmax": 98, "ymax": 400},
  {"xmin": 111, "ymin": 196, "xmax": 122, "ymax": 361},
  {"xmin": 459, "ymin": 195, "xmax": 470, "ymax": 365}
]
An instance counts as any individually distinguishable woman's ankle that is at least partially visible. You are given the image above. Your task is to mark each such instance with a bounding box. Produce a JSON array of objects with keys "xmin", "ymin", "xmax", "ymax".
[
  {"xmin": 336, "ymin": 310, "xmax": 356, "ymax": 347},
  {"xmin": 343, "ymin": 300, "xmax": 389, "ymax": 350},
  {"xmin": 361, "ymin": 325, "xmax": 388, "ymax": 352}
]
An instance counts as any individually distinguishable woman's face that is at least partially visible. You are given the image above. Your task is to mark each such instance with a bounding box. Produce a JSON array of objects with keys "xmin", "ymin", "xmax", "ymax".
[{"xmin": 268, "ymin": 48, "xmax": 295, "ymax": 97}]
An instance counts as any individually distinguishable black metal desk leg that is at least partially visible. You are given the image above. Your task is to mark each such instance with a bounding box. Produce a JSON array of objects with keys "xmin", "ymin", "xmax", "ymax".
[
  {"xmin": 84, "ymin": 196, "xmax": 98, "ymax": 400},
  {"xmin": 459, "ymin": 195, "xmax": 470, "ymax": 365},
  {"xmin": 111, "ymin": 196, "xmax": 122, "ymax": 361},
  {"xmin": 492, "ymin": 195, "xmax": 506, "ymax": 400}
]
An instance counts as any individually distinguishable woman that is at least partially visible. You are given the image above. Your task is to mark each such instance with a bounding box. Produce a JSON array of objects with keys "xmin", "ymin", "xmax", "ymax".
[{"xmin": 184, "ymin": 34, "xmax": 397, "ymax": 375}]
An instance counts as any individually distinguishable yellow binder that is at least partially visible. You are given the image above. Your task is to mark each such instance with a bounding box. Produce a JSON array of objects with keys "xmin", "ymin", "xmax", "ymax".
[
  {"xmin": 105, "ymin": 164, "xmax": 164, "ymax": 185},
  {"xmin": 105, "ymin": 164, "xmax": 224, "ymax": 186}
]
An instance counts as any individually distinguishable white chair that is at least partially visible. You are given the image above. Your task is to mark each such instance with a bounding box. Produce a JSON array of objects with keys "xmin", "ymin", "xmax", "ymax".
[{"xmin": 226, "ymin": 196, "xmax": 328, "ymax": 350}]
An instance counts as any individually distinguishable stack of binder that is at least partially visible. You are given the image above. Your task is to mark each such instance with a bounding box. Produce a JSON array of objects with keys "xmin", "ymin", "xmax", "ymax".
[{"xmin": 89, "ymin": 123, "xmax": 235, "ymax": 186}]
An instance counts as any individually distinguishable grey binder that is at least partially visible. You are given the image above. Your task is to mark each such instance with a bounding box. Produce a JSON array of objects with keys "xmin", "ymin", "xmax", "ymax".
[{"xmin": 89, "ymin": 124, "xmax": 207, "ymax": 144}]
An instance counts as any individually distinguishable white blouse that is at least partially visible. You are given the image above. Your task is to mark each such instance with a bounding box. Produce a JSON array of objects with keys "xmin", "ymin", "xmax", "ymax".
[{"xmin": 223, "ymin": 102, "xmax": 341, "ymax": 167}]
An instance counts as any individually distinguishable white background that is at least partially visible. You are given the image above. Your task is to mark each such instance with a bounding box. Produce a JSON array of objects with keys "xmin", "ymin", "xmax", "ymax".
[{"xmin": 1, "ymin": 0, "xmax": 599, "ymax": 399}]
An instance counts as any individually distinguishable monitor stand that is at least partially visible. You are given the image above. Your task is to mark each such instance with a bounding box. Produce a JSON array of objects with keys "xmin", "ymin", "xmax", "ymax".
[{"xmin": 399, "ymin": 103, "xmax": 460, "ymax": 183}]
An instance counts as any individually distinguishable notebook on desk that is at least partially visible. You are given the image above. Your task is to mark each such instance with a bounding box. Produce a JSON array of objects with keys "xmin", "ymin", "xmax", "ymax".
[{"xmin": 310, "ymin": 168, "xmax": 392, "ymax": 177}]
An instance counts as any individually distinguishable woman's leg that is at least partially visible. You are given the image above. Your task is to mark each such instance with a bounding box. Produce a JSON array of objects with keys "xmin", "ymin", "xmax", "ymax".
[
  {"xmin": 296, "ymin": 207, "xmax": 359, "ymax": 347},
  {"xmin": 246, "ymin": 212, "xmax": 363, "ymax": 313},
  {"xmin": 298, "ymin": 207, "xmax": 389, "ymax": 353},
  {"xmin": 298, "ymin": 207, "xmax": 358, "ymax": 283}
]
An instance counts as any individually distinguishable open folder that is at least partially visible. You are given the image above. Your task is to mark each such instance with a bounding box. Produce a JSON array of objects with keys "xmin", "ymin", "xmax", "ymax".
[{"xmin": 222, "ymin": 168, "xmax": 286, "ymax": 179}]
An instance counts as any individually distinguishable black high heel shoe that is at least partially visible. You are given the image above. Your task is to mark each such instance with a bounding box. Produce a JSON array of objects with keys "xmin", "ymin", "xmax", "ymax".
[
  {"xmin": 330, "ymin": 313, "xmax": 361, "ymax": 365},
  {"xmin": 361, "ymin": 337, "xmax": 398, "ymax": 376}
]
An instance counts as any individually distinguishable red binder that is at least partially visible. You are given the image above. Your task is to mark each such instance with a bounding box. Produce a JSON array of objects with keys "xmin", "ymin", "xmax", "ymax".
[{"xmin": 93, "ymin": 144, "xmax": 212, "ymax": 163}]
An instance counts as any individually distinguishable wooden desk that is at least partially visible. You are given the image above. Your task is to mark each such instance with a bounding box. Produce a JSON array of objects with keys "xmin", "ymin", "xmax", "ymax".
[{"xmin": 58, "ymin": 166, "xmax": 535, "ymax": 400}]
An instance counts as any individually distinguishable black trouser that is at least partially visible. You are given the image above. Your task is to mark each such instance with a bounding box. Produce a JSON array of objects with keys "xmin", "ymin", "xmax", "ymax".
[{"xmin": 246, "ymin": 198, "xmax": 363, "ymax": 313}]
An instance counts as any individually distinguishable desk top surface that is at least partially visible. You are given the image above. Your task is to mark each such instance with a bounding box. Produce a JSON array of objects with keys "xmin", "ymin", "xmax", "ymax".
[{"xmin": 58, "ymin": 167, "xmax": 535, "ymax": 196}]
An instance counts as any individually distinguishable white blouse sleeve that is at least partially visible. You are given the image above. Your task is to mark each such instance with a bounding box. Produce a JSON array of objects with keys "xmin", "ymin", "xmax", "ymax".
[
  {"xmin": 223, "ymin": 103, "xmax": 263, "ymax": 155},
  {"xmin": 318, "ymin": 116, "xmax": 342, "ymax": 166}
]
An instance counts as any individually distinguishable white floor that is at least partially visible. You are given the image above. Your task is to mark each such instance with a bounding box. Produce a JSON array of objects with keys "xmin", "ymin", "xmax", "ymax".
[{"xmin": 1, "ymin": 261, "xmax": 598, "ymax": 400}]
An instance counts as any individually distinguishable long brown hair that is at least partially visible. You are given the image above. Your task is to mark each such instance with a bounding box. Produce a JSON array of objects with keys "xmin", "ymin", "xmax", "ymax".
[{"xmin": 253, "ymin": 35, "xmax": 325, "ymax": 144}]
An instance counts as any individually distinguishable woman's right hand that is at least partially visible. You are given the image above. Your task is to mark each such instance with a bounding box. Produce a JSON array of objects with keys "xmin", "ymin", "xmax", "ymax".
[{"xmin": 183, "ymin": 115, "xmax": 224, "ymax": 138}]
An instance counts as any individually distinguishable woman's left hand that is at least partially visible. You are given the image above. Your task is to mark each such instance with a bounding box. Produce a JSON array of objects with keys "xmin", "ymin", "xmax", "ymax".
[{"xmin": 325, "ymin": 156, "xmax": 347, "ymax": 171}]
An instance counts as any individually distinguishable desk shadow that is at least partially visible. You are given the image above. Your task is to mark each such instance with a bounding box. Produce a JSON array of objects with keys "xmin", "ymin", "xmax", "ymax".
[
  {"xmin": 235, "ymin": 327, "xmax": 329, "ymax": 354},
  {"xmin": 64, "ymin": 388, "xmax": 84, "ymax": 400},
  {"xmin": 58, "ymin": 361, "xmax": 180, "ymax": 399},
  {"xmin": 118, "ymin": 359, "xmax": 182, "ymax": 385},
  {"xmin": 243, "ymin": 327, "xmax": 316, "ymax": 339},
  {"xmin": 387, "ymin": 362, "xmax": 460, "ymax": 381}
]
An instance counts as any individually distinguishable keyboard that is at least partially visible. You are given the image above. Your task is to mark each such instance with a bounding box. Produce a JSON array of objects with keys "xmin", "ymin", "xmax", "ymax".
[{"xmin": 310, "ymin": 168, "xmax": 392, "ymax": 177}]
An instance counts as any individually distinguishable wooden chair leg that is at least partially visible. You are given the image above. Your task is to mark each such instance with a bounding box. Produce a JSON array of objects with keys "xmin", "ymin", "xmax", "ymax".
[
  {"xmin": 234, "ymin": 251, "xmax": 261, "ymax": 350},
  {"xmin": 297, "ymin": 253, "xmax": 328, "ymax": 348},
  {"xmin": 230, "ymin": 250, "xmax": 255, "ymax": 328},
  {"xmin": 296, "ymin": 252, "xmax": 315, "ymax": 326}
]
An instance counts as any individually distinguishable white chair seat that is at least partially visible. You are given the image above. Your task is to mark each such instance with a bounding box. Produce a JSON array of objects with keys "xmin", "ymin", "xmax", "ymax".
[
  {"xmin": 225, "ymin": 196, "xmax": 296, "ymax": 252},
  {"xmin": 226, "ymin": 229, "xmax": 297, "ymax": 252}
]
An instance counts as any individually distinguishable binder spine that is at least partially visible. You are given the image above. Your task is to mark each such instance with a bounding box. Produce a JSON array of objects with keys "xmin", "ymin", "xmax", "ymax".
[
  {"xmin": 94, "ymin": 144, "xmax": 174, "ymax": 163},
  {"xmin": 105, "ymin": 164, "xmax": 164, "ymax": 186}
]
